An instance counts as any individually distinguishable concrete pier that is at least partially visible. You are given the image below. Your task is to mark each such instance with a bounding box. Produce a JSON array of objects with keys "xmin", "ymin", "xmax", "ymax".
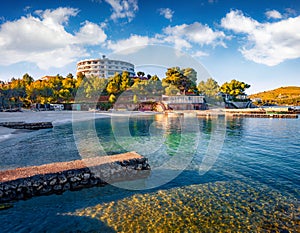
[{"xmin": 0, "ymin": 152, "xmax": 150, "ymax": 203}]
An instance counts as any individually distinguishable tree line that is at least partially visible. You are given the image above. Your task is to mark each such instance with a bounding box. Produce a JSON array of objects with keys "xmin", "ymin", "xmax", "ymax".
[{"xmin": 0, "ymin": 67, "xmax": 251, "ymax": 110}]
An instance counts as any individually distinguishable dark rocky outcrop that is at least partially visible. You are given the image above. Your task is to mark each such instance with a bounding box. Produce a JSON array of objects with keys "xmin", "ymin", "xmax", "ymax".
[{"xmin": 0, "ymin": 122, "xmax": 53, "ymax": 130}]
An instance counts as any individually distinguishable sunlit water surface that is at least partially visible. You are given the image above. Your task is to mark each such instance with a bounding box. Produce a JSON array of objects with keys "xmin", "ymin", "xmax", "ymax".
[{"xmin": 0, "ymin": 115, "xmax": 299, "ymax": 232}]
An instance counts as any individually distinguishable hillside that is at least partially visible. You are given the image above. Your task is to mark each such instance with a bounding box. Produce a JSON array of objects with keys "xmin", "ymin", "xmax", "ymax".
[{"xmin": 250, "ymin": 86, "xmax": 300, "ymax": 105}]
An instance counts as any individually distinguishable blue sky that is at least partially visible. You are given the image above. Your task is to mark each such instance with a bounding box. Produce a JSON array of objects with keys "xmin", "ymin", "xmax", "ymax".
[{"xmin": 0, "ymin": 0, "xmax": 300, "ymax": 94}]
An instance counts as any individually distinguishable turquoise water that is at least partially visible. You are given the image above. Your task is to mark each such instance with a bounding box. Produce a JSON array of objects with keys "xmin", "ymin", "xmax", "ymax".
[{"xmin": 0, "ymin": 115, "xmax": 299, "ymax": 232}]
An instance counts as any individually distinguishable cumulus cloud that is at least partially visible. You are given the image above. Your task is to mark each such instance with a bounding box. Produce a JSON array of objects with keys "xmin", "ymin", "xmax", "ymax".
[
  {"xmin": 75, "ymin": 21, "xmax": 107, "ymax": 45},
  {"xmin": 265, "ymin": 10, "xmax": 282, "ymax": 19},
  {"xmin": 221, "ymin": 9, "xmax": 300, "ymax": 66},
  {"xmin": 106, "ymin": 22, "xmax": 228, "ymax": 57},
  {"xmin": 0, "ymin": 7, "xmax": 107, "ymax": 69},
  {"xmin": 221, "ymin": 10, "xmax": 259, "ymax": 33},
  {"xmin": 106, "ymin": 35, "xmax": 153, "ymax": 54},
  {"xmin": 158, "ymin": 8, "xmax": 174, "ymax": 21},
  {"xmin": 105, "ymin": 0, "xmax": 138, "ymax": 22},
  {"xmin": 163, "ymin": 22, "xmax": 227, "ymax": 50}
]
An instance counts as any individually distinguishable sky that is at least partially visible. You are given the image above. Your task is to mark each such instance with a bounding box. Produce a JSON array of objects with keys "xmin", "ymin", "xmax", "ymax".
[{"xmin": 0, "ymin": 0, "xmax": 300, "ymax": 94}]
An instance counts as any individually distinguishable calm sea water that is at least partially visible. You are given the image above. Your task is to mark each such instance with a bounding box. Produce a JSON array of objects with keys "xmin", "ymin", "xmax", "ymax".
[{"xmin": 0, "ymin": 114, "xmax": 299, "ymax": 232}]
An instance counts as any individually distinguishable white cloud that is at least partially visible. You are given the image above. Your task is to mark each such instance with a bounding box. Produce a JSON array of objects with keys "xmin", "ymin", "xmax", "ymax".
[
  {"xmin": 221, "ymin": 10, "xmax": 259, "ymax": 33},
  {"xmin": 221, "ymin": 10, "xmax": 300, "ymax": 66},
  {"xmin": 163, "ymin": 22, "xmax": 227, "ymax": 49},
  {"xmin": 265, "ymin": 10, "xmax": 282, "ymax": 19},
  {"xmin": 193, "ymin": 51, "xmax": 209, "ymax": 57},
  {"xmin": 0, "ymin": 7, "xmax": 107, "ymax": 69},
  {"xmin": 158, "ymin": 8, "xmax": 174, "ymax": 21},
  {"xmin": 105, "ymin": 0, "xmax": 138, "ymax": 22},
  {"xmin": 106, "ymin": 35, "xmax": 152, "ymax": 53},
  {"xmin": 75, "ymin": 21, "xmax": 107, "ymax": 45},
  {"xmin": 107, "ymin": 22, "xmax": 228, "ymax": 55}
]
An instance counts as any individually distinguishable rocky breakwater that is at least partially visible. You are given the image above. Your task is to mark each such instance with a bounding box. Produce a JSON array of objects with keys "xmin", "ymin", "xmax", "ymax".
[
  {"xmin": 0, "ymin": 152, "xmax": 150, "ymax": 203},
  {"xmin": 0, "ymin": 121, "xmax": 53, "ymax": 130}
]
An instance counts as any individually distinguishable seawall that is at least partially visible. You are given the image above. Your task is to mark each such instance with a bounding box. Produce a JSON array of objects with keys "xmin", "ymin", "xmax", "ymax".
[
  {"xmin": 0, "ymin": 152, "xmax": 150, "ymax": 203},
  {"xmin": 0, "ymin": 121, "xmax": 53, "ymax": 130}
]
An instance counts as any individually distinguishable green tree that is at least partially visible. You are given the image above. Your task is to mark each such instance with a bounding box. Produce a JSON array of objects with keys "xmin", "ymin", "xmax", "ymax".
[
  {"xmin": 220, "ymin": 79, "xmax": 251, "ymax": 97},
  {"xmin": 197, "ymin": 78, "xmax": 220, "ymax": 97},
  {"xmin": 22, "ymin": 73, "xmax": 34, "ymax": 86},
  {"xmin": 106, "ymin": 73, "xmax": 122, "ymax": 94},
  {"xmin": 120, "ymin": 71, "xmax": 131, "ymax": 91},
  {"xmin": 182, "ymin": 68, "xmax": 197, "ymax": 83},
  {"xmin": 165, "ymin": 84, "xmax": 180, "ymax": 96},
  {"xmin": 162, "ymin": 67, "xmax": 197, "ymax": 95},
  {"xmin": 83, "ymin": 75, "xmax": 108, "ymax": 99}
]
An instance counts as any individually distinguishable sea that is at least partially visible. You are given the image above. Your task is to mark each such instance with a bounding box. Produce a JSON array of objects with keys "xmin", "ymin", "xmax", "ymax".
[{"xmin": 0, "ymin": 113, "xmax": 299, "ymax": 232}]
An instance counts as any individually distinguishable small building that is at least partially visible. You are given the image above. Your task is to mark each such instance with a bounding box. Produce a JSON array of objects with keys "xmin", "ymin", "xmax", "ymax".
[{"xmin": 162, "ymin": 95, "xmax": 208, "ymax": 110}]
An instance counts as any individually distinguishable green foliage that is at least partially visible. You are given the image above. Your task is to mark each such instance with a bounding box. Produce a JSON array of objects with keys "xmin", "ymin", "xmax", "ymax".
[
  {"xmin": 120, "ymin": 71, "xmax": 131, "ymax": 91},
  {"xmin": 83, "ymin": 75, "xmax": 108, "ymax": 99},
  {"xmin": 220, "ymin": 79, "xmax": 250, "ymax": 97},
  {"xmin": 162, "ymin": 67, "xmax": 198, "ymax": 95},
  {"xmin": 109, "ymin": 94, "xmax": 116, "ymax": 103},
  {"xmin": 131, "ymin": 77, "xmax": 164, "ymax": 97},
  {"xmin": 106, "ymin": 73, "xmax": 122, "ymax": 94},
  {"xmin": 198, "ymin": 78, "xmax": 221, "ymax": 103},
  {"xmin": 198, "ymin": 78, "xmax": 219, "ymax": 96},
  {"xmin": 165, "ymin": 84, "xmax": 180, "ymax": 96},
  {"xmin": 0, "ymin": 73, "xmax": 82, "ymax": 109}
]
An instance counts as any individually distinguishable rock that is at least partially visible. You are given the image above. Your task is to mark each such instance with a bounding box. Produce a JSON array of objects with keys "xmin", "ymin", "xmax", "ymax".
[
  {"xmin": 4, "ymin": 184, "xmax": 16, "ymax": 191},
  {"xmin": 49, "ymin": 178, "xmax": 57, "ymax": 186},
  {"xmin": 53, "ymin": 185, "xmax": 62, "ymax": 192},
  {"xmin": 82, "ymin": 173, "xmax": 91, "ymax": 180},
  {"xmin": 135, "ymin": 164, "xmax": 143, "ymax": 170},
  {"xmin": 40, "ymin": 186, "xmax": 52, "ymax": 195},
  {"xmin": 0, "ymin": 122, "xmax": 53, "ymax": 130},
  {"xmin": 63, "ymin": 183, "xmax": 70, "ymax": 191},
  {"xmin": 57, "ymin": 174, "xmax": 67, "ymax": 184},
  {"xmin": 70, "ymin": 176, "xmax": 81, "ymax": 182}
]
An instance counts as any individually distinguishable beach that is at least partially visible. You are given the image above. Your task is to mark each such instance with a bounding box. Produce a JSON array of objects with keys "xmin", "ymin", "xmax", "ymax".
[
  {"xmin": 0, "ymin": 110, "xmax": 160, "ymax": 142},
  {"xmin": 0, "ymin": 110, "xmax": 160, "ymax": 124}
]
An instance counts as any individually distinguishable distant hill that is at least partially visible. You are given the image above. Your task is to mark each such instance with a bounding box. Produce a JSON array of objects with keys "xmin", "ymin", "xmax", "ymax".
[{"xmin": 249, "ymin": 86, "xmax": 300, "ymax": 106}]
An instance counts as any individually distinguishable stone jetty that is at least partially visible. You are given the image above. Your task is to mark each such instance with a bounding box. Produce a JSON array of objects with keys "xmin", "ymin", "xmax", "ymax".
[
  {"xmin": 0, "ymin": 152, "xmax": 150, "ymax": 203},
  {"xmin": 0, "ymin": 121, "xmax": 53, "ymax": 130}
]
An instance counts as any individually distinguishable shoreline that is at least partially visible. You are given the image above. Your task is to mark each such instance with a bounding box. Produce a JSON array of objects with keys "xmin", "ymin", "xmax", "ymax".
[
  {"xmin": 0, "ymin": 110, "xmax": 160, "ymax": 142},
  {"xmin": 0, "ymin": 110, "xmax": 161, "ymax": 125}
]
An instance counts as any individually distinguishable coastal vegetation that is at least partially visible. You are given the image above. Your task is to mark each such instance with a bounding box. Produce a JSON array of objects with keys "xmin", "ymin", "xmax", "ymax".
[
  {"xmin": 250, "ymin": 86, "xmax": 300, "ymax": 106},
  {"xmin": 219, "ymin": 79, "xmax": 251, "ymax": 98},
  {"xmin": 6, "ymin": 67, "xmax": 296, "ymax": 110},
  {"xmin": 197, "ymin": 78, "xmax": 221, "ymax": 103},
  {"xmin": 0, "ymin": 67, "xmax": 199, "ymax": 110}
]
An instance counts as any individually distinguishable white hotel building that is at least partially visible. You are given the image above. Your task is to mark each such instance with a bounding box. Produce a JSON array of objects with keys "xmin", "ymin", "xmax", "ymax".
[{"xmin": 76, "ymin": 56, "xmax": 135, "ymax": 78}]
